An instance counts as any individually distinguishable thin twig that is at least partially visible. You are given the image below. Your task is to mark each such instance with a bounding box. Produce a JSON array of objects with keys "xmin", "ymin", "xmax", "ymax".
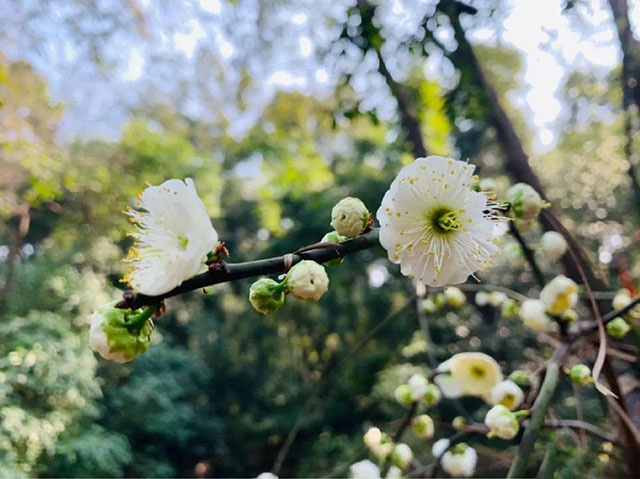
[{"xmin": 509, "ymin": 221, "xmax": 546, "ymax": 288}]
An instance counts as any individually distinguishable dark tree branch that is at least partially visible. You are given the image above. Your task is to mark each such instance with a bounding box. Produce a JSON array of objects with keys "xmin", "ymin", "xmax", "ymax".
[
  {"xmin": 128, "ymin": 228, "xmax": 381, "ymax": 308},
  {"xmin": 608, "ymin": 0, "xmax": 640, "ymax": 211}
]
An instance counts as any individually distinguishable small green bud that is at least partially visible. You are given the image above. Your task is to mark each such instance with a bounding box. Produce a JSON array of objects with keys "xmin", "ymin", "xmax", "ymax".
[
  {"xmin": 570, "ymin": 364, "xmax": 592, "ymax": 386},
  {"xmin": 330, "ymin": 197, "xmax": 369, "ymax": 238},
  {"xmin": 606, "ymin": 317, "xmax": 631, "ymax": 339},
  {"xmin": 452, "ymin": 416, "xmax": 466, "ymax": 430},
  {"xmin": 500, "ymin": 298, "xmax": 519, "ymax": 318},
  {"xmin": 508, "ymin": 370, "xmax": 533, "ymax": 387},
  {"xmin": 562, "ymin": 309, "xmax": 578, "ymax": 323},
  {"xmin": 394, "ymin": 384, "xmax": 414, "ymax": 406},
  {"xmin": 421, "ymin": 298, "xmax": 438, "ymax": 313},
  {"xmin": 249, "ymin": 278, "xmax": 286, "ymax": 315},
  {"xmin": 321, "ymin": 231, "xmax": 346, "ymax": 267},
  {"xmin": 433, "ymin": 293, "xmax": 447, "ymax": 308},
  {"xmin": 392, "ymin": 443, "xmax": 413, "ymax": 470},
  {"xmin": 412, "ymin": 414, "xmax": 435, "ymax": 439},
  {"xmin": 286, "ymin": 260, "xmax": 329, "ymax": 301},
  {"xmin": 424, "ymin": 383, "xmax": 441, "ymax": 406},
  {"xmin": 89, "ymin": 301, "xmax": 154, "ymax": 363},
  {"xmin": 505, "ymin": 183, "xmax": 547, "ymax": 220}
]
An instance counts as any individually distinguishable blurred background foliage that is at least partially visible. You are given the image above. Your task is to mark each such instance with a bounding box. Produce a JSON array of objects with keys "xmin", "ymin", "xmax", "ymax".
[{"xmin": 0, "ymin": 0, "xmax": 639, "ymax": 477}]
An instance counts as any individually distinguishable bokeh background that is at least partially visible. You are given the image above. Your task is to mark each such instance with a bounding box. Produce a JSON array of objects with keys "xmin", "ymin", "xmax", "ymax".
[{"xmin": 0, "ymin": 0, "xmax": 639, "ymax": 477}]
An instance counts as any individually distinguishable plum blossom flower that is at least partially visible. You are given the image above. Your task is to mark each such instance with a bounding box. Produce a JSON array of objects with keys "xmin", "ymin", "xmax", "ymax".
[
  {"xmin": 540, "ymin": 231, "xmax": 567, "ymax": 258},
  {"xmin": 286, "ymin": 260, "xmax": 329, "ymax": 301},
  {"xmin": 540, "ymin": 275, "xmax": 578, "ymax": 315},
  {"xmin": 519, "ymin": 299, "xmax": 551, "ymax": 331},
  {"xmin": 123, "ymin": 179, "xmax": 218, "ymax": 296},
  {"xmin": 440, "ymin": 443, "xmax": 477, "ymax": 478},
  {"xmin": 489, "ymin": 380, "xmax": 524, "ymax": 410},
  {"xmin": 435, "ymin": 352, "xmax": 502, "ymax": 398},
  {"xmin": 485, "ymin": 405, "xmax": 519, "ymax": 440},
  {"xmin": 377, "ymin": 156, "xmax": 504, "ymax": 287}
]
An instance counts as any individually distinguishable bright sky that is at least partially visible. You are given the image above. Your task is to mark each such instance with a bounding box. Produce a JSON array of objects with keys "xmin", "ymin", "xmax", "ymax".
[{"xmin": 4, "ymin": 0, "xmax": 638, "ymax": 152}]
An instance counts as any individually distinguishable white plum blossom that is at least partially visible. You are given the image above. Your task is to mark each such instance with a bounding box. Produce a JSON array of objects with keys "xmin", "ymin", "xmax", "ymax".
[
  {"xmin": 286, "ymin": 260, "xmax": 329, "ymax": 301},
  {"xmin": 444, "ymin": 286, "xmax": 467, "ymax": 307},
  {"xmin": 331, "ymin": 197, "xmax": 370, "ymax": 238},
  {"xmin": 440, "ymin": 443, "xmax": 477, "ymax": 478},
  {"xmin": 349, "ymin": 460, "xmax": 380, "ymax": 479},
  {"xmin": 490, "ymin": 380, "xmax": 524, "ymax": 410},
  {"xmin": 434, "ymin": 353, "xmax": 502, "ymax": 398},
  {"xmin": 89, "ymin": 301, "xmax": 154, "ymax": 363},
  {"xmin": 377, "ymin": 156, "xmax": 504, "ymax": 287},
  {"xmin": 519, "ymin": 299, "xmax": 551, "ymax": 332},
  {"xmin": 484, "ymin": 405, "xmax": 519, "ymax": 440},
  {"xmin": 123, "ymin": 178, "xmax": 218, "ymax": 296},
  {"xmin": 256, "ymin": 474, "xmax": 278, "ymax": 479},
  {"xmin": 540, "ymin": 231, "xmax": 567, "ymax": 258},
  {"xmin": 540, "ymin": 275, "xmax": 578, "ymax": 315}
]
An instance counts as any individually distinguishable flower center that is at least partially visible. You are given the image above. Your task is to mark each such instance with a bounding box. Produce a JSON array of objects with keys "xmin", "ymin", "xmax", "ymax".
[
  {"xmin": 428, "ymin": 207, "xmax": 462, "ymax": 235},
  {"xmin": 178, "ymin": 235, "xmax": 189, "ymax": 250},
  {"xmin": 470, "ymin": 365, "xmax": 486, "ymax": 379},
  {"xmin": 502, "ymin": 393, "xmax": 516, "ymax": 410}
]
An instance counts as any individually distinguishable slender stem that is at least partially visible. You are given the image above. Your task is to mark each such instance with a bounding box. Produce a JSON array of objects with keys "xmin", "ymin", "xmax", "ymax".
[
  {"xmin": 509, "ymin": 221, "xmax": 546, "ymax": 288},
  {"xmin": 380, "ymin": 402, "xmax": 418, "ymax": 476},
  {"xmin": 568, "ymin": 294, "xmax": 640, "ymax": 337},
  {"xmin": 535, "ymin": 441, "xmax": 557, "ymax": 479},
  {"xmin": 128, "ymin": 228, "xmax": 381, "ymax": 308},
  {"xmin": 507, "ymin": 343, "xmax": 568, "ymax": 478},
  {"xmin": 542, "ymin": 419, "xmax": 619, "ymax": 444}
]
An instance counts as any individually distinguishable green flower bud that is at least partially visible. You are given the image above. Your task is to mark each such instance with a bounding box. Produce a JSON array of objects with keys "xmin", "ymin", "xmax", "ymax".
[
  {"xmin": 452, "ymin": 416, "xmax": 467, "ymax": 430},
  {"xmin": 412, "ymin": 414, "xmax": 435, "ymax": 439},
  {"xmin": 89, "ymin": 301, "xmax": 154, "ymax": 363},
  {"xmin": 500, "ymin": 298, "xmax": 519, "ymax": 318},
  {"xmin": 421, "ymin": 298, "xmax": 438, "ymax": 313},
  {"xmin": 562, "ymin": 309, "xmax": 578, "ymax": 323},
  {"xmin": 330, "ymin": 197, "xmax": 369, "ymax": 238},
  {"xmin": 570, "ymin": 364, "xmax": 592, "ymax": 386},
  {"xmin": 508, "ymin": 370, "xmax": 533, "ymax": 387},
  {"xmin": 424, "ymin": 383, "xmax": 441, "ymax": 406},
  {"xmin": 286, "ymin": 260, "xmax": 329, "ymax": 301},
  {"xmin": 606, "ymin": 317, "xmax": 631, "ymax": 339},
  {"xmin": 249, "ymin": 278, "xmax": 286, "ymax": 315},
  {"xmin": 321, "ymin": 231, "xmax": 346, "ymax": 267},
  {"xmin": 392, "ymin": 443, "xmax": 413, "ymax": 470},
  {"xmin": 394, "ymin": 384, "xmax": 414, "ymax": 406},
  {"xmin": 506, "ymin": 183, "xmax": 547, "ymax": 220}
]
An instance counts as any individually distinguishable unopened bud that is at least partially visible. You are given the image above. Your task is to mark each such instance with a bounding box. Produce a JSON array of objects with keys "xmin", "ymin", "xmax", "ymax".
[
  {"xmin": 506, "ymin": 183, "xmax": 547, "ymax": 220},
  {"xmin": 570, "ymin": 364, "xmax": 592, "ymax": 386},
  {"xmin": 321, "ymin": 231, "xmax": 346, "ymax": 267},
  {"xmin": 607, "ymin": 317, "xmax": 631, "ymax": 339},
  {"xmin": 249, "ymin": 278, "xmax": 286, "ymax": 315},
  {"xmin": 286, "ymin": 260, "xmax": 329, "ymax": 301},
  {"xmin": 330, "ymin": 197, "xmax": 369, "ymax": 238}
]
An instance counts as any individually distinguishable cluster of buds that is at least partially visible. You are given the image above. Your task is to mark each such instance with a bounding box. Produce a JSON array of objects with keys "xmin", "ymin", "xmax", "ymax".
[
  {"xmin": 249, "ymin": 260, "xmax": 330, "ymax": 315},
  {"xmin": 394, "ymin": 373, "xmax": 440, "ymax": 407},
  {"xmin": 362, "ymin": 427, "xmax": 413, "ymax": 472},
  {"xmin": 516, "ymin": 274, "xmax": 579, "ymax": 332},
  {"xmin": 422, "ymin": 286, "xmax": 467, "ymax": 313}
]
